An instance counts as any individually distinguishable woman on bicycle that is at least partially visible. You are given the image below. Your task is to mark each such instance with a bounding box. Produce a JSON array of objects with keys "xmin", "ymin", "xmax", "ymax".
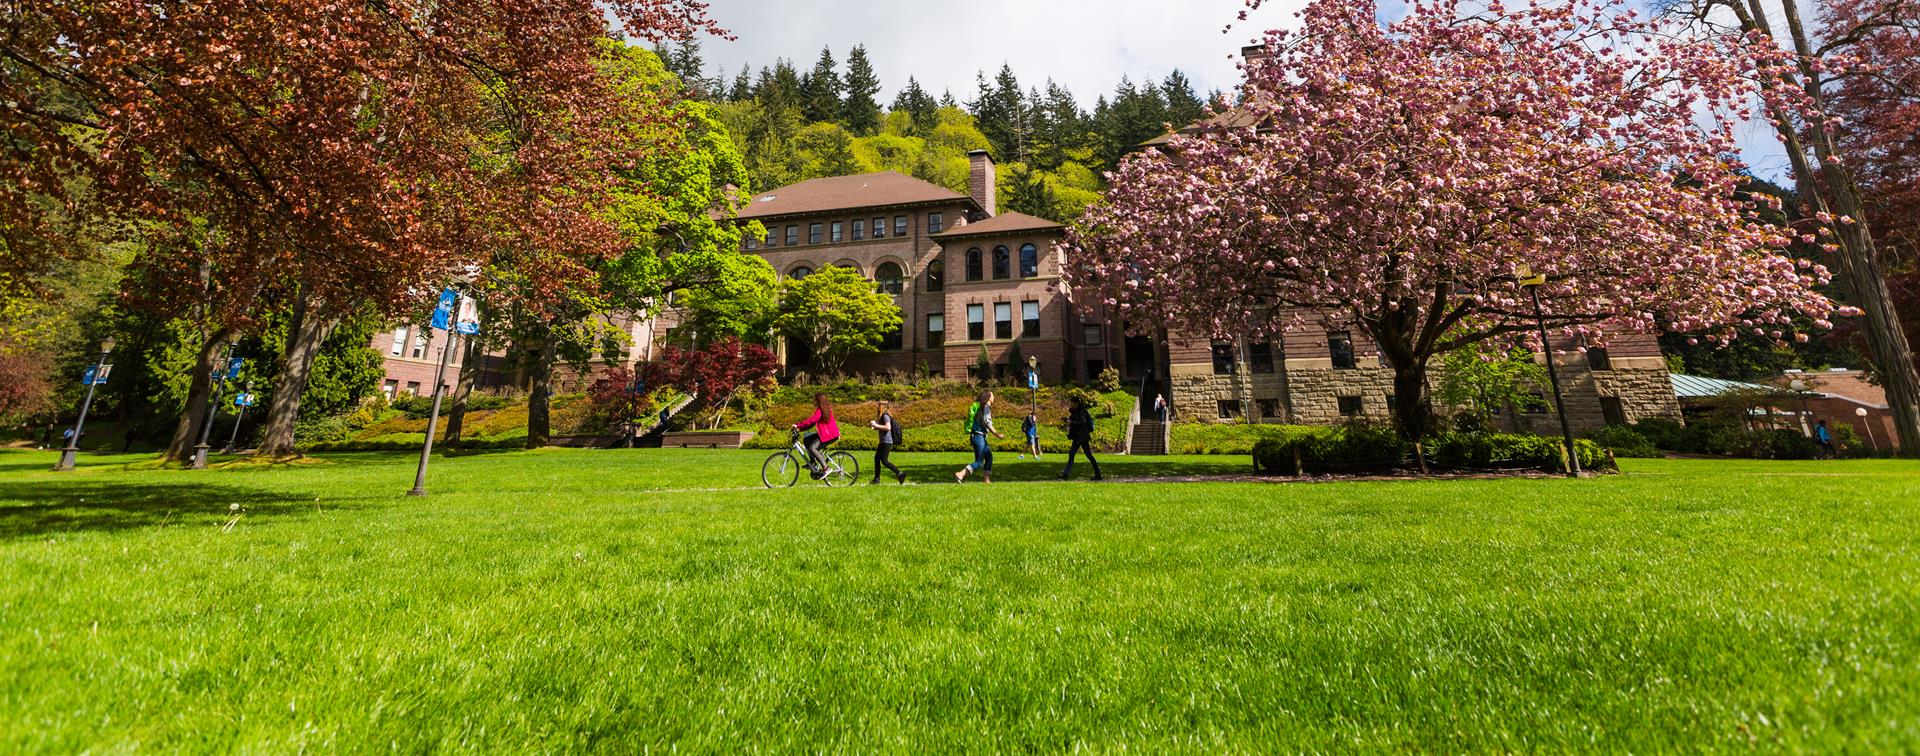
[
  {"xmin": 793, "ymin": 393, "xmax": 839, "ymax": 477},
  {"xmin": 955, "ymin": 389, "xmax": 1004, "ymax": 484}
]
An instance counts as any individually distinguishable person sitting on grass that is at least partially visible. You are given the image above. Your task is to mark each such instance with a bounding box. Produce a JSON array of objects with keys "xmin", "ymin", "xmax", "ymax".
[
  {"xmin": 955, "ymin": 390, "xmax": 1004, "ymax": 484},
  {"xmin": 793, "ymin": 393, "xmax": 839, "ymax": 478}
]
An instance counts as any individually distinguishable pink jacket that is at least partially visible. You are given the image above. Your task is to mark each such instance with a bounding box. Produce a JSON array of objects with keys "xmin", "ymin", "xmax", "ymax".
[{"xmin": 797, "ymin": 408, "xmax": 839, "ymax": 444}]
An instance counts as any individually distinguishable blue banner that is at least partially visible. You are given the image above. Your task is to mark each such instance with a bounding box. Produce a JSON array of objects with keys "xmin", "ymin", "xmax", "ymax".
[
  {"xmin": 431, "ymin": 288, "xmax": 458, "ymax": 331},
  {"xmin": 82, "ymin": 365, "xmax": 109, "ymax": 385},
  {"xmin": 235, "ymin": 393, "xmax": 256, "ymax": 408},
  {"xmin": 226, "ymin": 357, "xmax": 245, "ymax": 380},
  {"xmin": 1027, "ymin": 370, "xmax": 1038, "ymax": 390}
]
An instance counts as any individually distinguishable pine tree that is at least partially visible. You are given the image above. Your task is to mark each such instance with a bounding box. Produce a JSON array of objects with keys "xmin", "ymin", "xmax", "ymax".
[
  {"xmin": 657, "ymin": 39, "xmax": 711, "ymax": 98},
  {"xmin": 1032, "ymin": 80, "xmax": 1087, "ymax": 171},
  {"xmin": 968, "ymin": 64, "xmax": 1031, "ymax": 162},
  {"xmin": 728, "ymin": 65, "xmax": 752, "ymax": 102},
  {"xmin": 1004, "ymin": 163, "xmax": 1059, "ymax": 220},
  {"xmin": 1161, "ymin": 70, "xmax": 1205, "ymax": 129},
  {"xmin": 891, "ymin": 76, "xmax": 939, "ymax": 134},
  {"xmin": 842, "ymin": 45, "xmax": 883, "ymax": 135},
  {"xmin": 799, "ymin": 46, "xmax": 843, "ymax": 124}
]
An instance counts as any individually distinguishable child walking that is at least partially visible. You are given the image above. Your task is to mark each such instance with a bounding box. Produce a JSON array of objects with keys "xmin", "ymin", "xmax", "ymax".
[{"xmin": 869, "ymin": 400, "xmax": 905, "ymax": 484}]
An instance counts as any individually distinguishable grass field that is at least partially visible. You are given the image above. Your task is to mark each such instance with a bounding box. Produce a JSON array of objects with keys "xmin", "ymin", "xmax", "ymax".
[{"xmin": 2, "ymin": 447, "xmax": 1917, "ymax": 751}]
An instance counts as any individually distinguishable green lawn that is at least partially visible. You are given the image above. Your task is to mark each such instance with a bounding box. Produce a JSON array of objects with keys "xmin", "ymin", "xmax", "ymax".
[{"xmin": 2, "ymin": 447, "xmax": 1917, "ymax": 751}]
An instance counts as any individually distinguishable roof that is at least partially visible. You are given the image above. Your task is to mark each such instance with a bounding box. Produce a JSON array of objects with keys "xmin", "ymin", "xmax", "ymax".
[
  {"xmin": 929, "ymin": 211, "xmax": 1064, "ymax": 240},
  {"xmin": 1138, "ymin": 107, "xmax": 1266, "ymax": 148},
  {"xmin": 1670, "ymin": 374, "xmax": 1790, "ymax": 400},
  {"xmin": 1763, "ymin": 370, "xmax": 1890, "ymax": 409},
  {"xmin": 736, "ymin": 172, "xmax": 972, "ymax": 220}
]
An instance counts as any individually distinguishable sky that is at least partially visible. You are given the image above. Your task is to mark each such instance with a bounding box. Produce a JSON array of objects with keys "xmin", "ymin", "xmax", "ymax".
[
  {"xmin": 689, "ymin": 0, "xmax": 1792, "ymax": 180},
  {"xmin": 693, "ymin": 0, "xmax": 1310, "ymax": 107}
]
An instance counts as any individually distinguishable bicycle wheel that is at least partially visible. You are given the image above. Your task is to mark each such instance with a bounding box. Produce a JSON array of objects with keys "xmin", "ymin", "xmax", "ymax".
[
  {"xmin": 762, "ymin": 451, "xmax": 800, "ymax": 489},
  {"xmin": 822, "ymin": 450, "xmax": 860, "ymax": 486}
]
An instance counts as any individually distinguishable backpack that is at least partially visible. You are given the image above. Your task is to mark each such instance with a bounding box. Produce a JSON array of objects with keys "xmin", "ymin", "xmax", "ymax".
[
  {"xmin": 884, "ymin": 412, "xmax": 903, "ymax": 446},
  {"xmin": 963, "ymin": 402, "xmax": 979, "ymax": 435}
]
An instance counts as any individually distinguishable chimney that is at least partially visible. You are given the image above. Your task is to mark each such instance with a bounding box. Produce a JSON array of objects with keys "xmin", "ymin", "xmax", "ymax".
[{"xmin": 968, "ymin": 149, "xmax": 996, "ymax": 218}]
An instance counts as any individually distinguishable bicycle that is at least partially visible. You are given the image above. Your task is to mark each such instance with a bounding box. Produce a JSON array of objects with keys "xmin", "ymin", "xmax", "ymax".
[{"xmin": 762, "ymin": 429, "xmax": 859, "ymax": 488}]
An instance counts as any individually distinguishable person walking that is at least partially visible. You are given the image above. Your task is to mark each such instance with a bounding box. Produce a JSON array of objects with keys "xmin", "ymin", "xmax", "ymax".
[
  {"xmin": 1153, "ymin": 393, "xmax": 1168, "ymax": 422},
  {"xmin": 955, "ymin": 390, "xmax": 1004, "ymax": 483},
  {"xmin": 1059, "ymin": 395, "xmax": 1103, "ymax": 481},
  {"xmin": 1020, "ymin": 413, "xmax": 1041, "ymax": 459},
  {"xmin": 792, "ymin": 393, "xmax": 839, "ymax": 478},
  {"xmin": 869, "ymin": 400, "xmax": 905, "ymax": 484},
  {"xmin": 1814, "ymin": 419, "xmax": 1835, "ymax": 459}
]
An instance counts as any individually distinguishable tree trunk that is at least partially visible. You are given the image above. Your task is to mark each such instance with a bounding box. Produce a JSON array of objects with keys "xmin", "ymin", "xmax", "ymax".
[
  {"xmin": 526, "ymin": 324, "xmax": 555, "ymax": 449},
  {"xmin": 165, "ymin": 328, "xmax": 232, "ymax": 463},
  {"xmin": 256, "ymin": 297, "xmax": 335, "ymax": 458},
  {"xmin": 1390, "ymin": 358, "xmax": 1434, "ymax": 441},
  {"xmin": 443, "ymin": 332, "xmax": 482, "ymax": 447}
]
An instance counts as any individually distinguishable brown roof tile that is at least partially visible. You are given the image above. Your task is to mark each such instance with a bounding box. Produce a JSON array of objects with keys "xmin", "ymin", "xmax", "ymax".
[
  {"xmin": 736, "ymin": 171, "xmax": 971, "ymax": 220},
  {"xmin": 929, "ymin": 211, "xmax": 1064, "ymax": 239}
]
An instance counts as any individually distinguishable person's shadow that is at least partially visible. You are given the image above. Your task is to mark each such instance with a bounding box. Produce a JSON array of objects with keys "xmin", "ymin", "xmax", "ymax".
[{"xmin": 0, "ymin": 478, "xmax": 321, "ymax": 541}]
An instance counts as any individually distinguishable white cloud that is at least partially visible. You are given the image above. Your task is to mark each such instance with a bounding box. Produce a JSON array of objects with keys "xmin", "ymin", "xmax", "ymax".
[{"xmin": 695, "ymin": 0, "xmax": 1309, "ymax": 106}]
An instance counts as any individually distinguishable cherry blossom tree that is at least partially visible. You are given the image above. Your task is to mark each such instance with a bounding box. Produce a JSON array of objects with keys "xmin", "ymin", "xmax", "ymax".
[
  {"xmin": 1065, "ymin": 0, "xmax": 1837, "ymax": 439},
  {"xmin": 3, "ymin": 0, "xmax": 721, "ymax": 458},
  {"xmin": 1663, "ymin": 0, "xmax": 1920, "ymax": 453}
]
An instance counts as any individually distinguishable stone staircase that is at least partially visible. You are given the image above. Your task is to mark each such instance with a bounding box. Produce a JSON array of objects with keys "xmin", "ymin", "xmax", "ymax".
[{"xmin": 1130, "ymin": 420, "xmax": 1169, "ymax": 456}]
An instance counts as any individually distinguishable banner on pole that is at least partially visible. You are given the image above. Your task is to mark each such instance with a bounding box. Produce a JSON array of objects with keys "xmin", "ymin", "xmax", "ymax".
[
  {"xmin": 1027, "ymin": 370, "xmax": 1038, "ymax": 390},
  {"xmin": 235, "ymin": 393, "xmax": 257, "ymax": 408},
  {"xmin": 82, "ymin": 364, "xmax": 112, "ymax": 385},
  {"xmin": 432, "ymin": 287, "xmax": 458, "ymax": 331},
  {"xmin": 225, "ymin": 357, "xmax": 245, "ymax": 380},
  {"xmin": 455, "ymin": 294, "xmax": 480, "ymax": 335}
]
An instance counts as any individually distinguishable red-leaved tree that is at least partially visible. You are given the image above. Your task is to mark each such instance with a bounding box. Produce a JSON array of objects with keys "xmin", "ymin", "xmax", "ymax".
[
  {"xmin": 639, "ymin": 337, "xmax": 780, "ymax": 430},
  {"xmin": 1066, "ymin": 0, "xmax": 1837, "ymax": 438},
  {"xmin": 2, "ymin": 0, "xmax": 721, "ymax": 459}
]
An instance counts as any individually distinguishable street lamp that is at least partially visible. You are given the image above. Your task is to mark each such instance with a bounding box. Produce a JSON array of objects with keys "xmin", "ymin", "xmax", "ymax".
[
  {"xmin": 1789, "ymin": 379, "xmax": 1813, "ymax": 435},
  {"xmin": 1518, "ymin": 266, "xmax": 1580, "ymax": 478},
  {"xmin": 222, "ymin": 380, "xmax": 254, "ymax": 454},
  {"xmin": 54, "ymin": 337, "xmax": 115, "ymax": 472},
  {"xmin": 1857, "ymin": 407, "xmax": 1878, "ymax": 451},
  {"xmin": 1027, "ymin": 355, "xmax": 1039, "ymax": 420},
  {"xmin": 191, "ymin": 333, "xmax": 242, "ymax": 470}
]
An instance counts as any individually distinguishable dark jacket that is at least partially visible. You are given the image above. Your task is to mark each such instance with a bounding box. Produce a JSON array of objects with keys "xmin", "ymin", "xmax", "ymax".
[{"xmin": 1067, "ymin": 405, "xmax": 1094, "ymax": 442}]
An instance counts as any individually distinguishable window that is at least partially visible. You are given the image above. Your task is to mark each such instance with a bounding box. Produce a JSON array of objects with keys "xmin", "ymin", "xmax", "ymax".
[
  {"xmin": 785, "ymin": 225, "xmax": 798, "ymax": 246},
  {"xmin": 1586, "ymin": 347, "xmax": 1612, "ymax": 371},
  {"xmin": 1600, "ymin": 396, "xmax": 1627, "ymax": 426},
  {"xmin": 966, "ymin": 248, "xmax": 984, "ymax": 281},
  {"xmin": 894, "ymin": 215, "xmax": 907, "ymax": 237},
  {"xmin": 1250, "ymin": 341, "xmax": 1276, "ymax": 374},
  {"xmin": 927, "ymin": 314, "xmax": 945, "ymax": 349},
  {"xmin": 1337, "ymin": 396, "xmax": 1364, "ymax": 416},
  {"xmin": 1212, "ymin": 341, "xmax": 1237, "ymax": 375},
  {"xmin": 764, "ymin": 228, "xmax": 776, "ymax": 248},
  {"xmin": 744, "ymin": 234, "xmax": 758, "ymax": 250},
  {"xmin": 808, "ymin": 223, "xmax": 822, "ymax": 244},
  {"xmin": 1257, "ymin": 398, "xmax": 1281, "ymax": 418},
  {"xmin": 994, "ymin": 302, "xmax": 1013, "ymax": 339},
  {"xmin": 1086, "ymin": 359, "xmax": 1105, "ymax": 377},
  {"xmin": 1021, "ymin": 301, "xmax": 1041, "ymax": 338},
  {"xmin": 992, "ymin": 245, "xmax": 1011, "ymax": 279},
  {"xmin": 872, "ymin": 217, "xmax": 886, "ymax": 239},
  {"xmin": 1218, "ymin": 400, "xmax": 1242, "ymax": 419},
  {"xmin": 411, "ymin": 331, "xmax": 429, "ymax": 359},
  {"xmin": 875, "ymin": 262, "xmax": 904, "ymax": 295},
  {"xmin": 382, "ymin": 379, "xmax": 398, "ymax": 399},
  {"xmin": 1083, "ymin": 324, "xmax": 1104, "ymax": 348},
  {"xmin": 830, "ymin": 221, "xmax": 843, "ymax": 242},
  {"xmin": 788, "ymin": 266, "xmax": 812, "ymax": 280},
  {"xmin": 405, "ymin": 381, "xmax": 422, "ymax": 396},
  {"xmin": 389, "ymin": 327, "xmax": 409, "ymax": 356},
  {"xmin": 851, "ymin": 219, "xmax": 864, "ymax": 241},
  {"xmin": 1327, "ymin": 330, "xmax": 1357, "ymax": 369},
  {"xmin": 926, "ymin": 259, "xmax": 944, "ymax": 292},
  {"xmin": 927, "ymin": 212, "xmax": 943, "ymax": 233},
  {"xmin": 1019, "ymin": 243, "xmax": 1038, "ymax": 277},
  {"xmin": 967, "ymin": 305, "xmax": 985, "ymax": 341},
  {"xmin": 880, "ymin": 324, "xmax": 902, "ymax": 351}
]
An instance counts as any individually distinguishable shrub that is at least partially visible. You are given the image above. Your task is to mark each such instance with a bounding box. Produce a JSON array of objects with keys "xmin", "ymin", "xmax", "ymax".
[
  {"xmin": 1749, "ymin": 428, "xmax": 1819, "ymax": 460},
  {"xmin": 1427, "ymin": 432, "xmax": 1609, "ymax": 472},
  {"xmin": 1630, "ymin": 417, "xmax": 1690, "ymax": 451},
  {"xmin": 1095, "ymin": 366, "xmax": 1122, "ymax": 392},
  {"xmin": 1170, "ymin": 422, "xmax": 1314, "ymax": 455},
  {"xmin": 1252, "ymin": 422, "xmax": 1408, "ymax": 475},
  {"xmin": 293, "ymin": 414, "xmax": 355, "ymax": 444},
  {"xmin": 1588, "ymin": 424, "xmax": 1660, "ymax": 458}
]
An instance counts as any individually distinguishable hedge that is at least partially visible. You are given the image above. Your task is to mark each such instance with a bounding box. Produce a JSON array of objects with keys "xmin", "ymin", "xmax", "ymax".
[
  {"xmin": 1426, "ymin": 432, "xmax": 1610, "ymax": 473},
  {"xmin": 1251, "ymin": 424, "xmax": 1409, "ymax": 475}
]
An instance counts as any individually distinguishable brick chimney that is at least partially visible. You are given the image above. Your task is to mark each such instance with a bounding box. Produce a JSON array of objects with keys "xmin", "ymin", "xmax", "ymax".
[{"xmin": 968, "ymin": 149, "xmax": 996, "ymax": 218}]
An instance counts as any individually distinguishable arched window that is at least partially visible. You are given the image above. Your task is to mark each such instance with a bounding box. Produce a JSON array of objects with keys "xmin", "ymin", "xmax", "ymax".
[
  {"xmin": 1019, "ymin": 243, "xmax": 1039, "ymax": 278},
  {"xmin": 832, "ymin": 260, "xmax": 862, "ymax": 276},
  {"xmin": 875, "ymin": 262, "xmax": 904, "ymax": 295},
  {"xmin": 925, "ymin": 259, "xmax": 944, "ymax": 292},
  {"xmin": 966, "ymin": 247, "xmax": 983, "ymax": 281},
  {"xmin": 992, "ymin": 245, "xmax": 1011, "ymax": 279},
  {"xmin": 788, "ymin": 265, "xmax": 813, "ymax": 280}
]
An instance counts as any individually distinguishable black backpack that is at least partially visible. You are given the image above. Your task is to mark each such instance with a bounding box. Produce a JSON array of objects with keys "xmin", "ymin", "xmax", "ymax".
[{"xmin": 884, "ymin": 412, "xmax": 903, "ymax": 446}]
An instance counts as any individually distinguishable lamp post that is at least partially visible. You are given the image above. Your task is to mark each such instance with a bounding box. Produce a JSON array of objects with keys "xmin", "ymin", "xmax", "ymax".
[
  {"xmin": 1519, "ymin": 268, "xmax": 1580, "ymax": 478},
  {"xmin": 1790, "ymin": 379, "xmax": 1813, "ymax": 435},
  {"xmin": 1027, "ymin": 355, "xmax": 1039, "ymax": 420},
  {"xmin": 222, "ymin": 381, "xmax": 254, "ymax": 454},
  {"xmin": 1857, "ymin": 407, "xmax": 1878, "ymax": 451},
  {"xmin": 191, "ymin": 334, "xmax": 242, "ymax": 470},
  {"xmin": 54, "ymin": 337, "xmax": 115, "ymax": 472}
]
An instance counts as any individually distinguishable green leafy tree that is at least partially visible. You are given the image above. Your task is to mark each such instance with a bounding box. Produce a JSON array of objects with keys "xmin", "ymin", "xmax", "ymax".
[
  {"xmin": 1435, "ymin": 343, "xmax": 1550, "ymax": 431},
  {"xmin": 772, "ymin": 266, "xmax": 902, "ymax": 374},
  {"xmin": 891, "ymin": 76, "xmax": 940, "ymax": 135},
  {"xmin": 842, "ymin": 45, "xmax": 883, "ymax": 135}
]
